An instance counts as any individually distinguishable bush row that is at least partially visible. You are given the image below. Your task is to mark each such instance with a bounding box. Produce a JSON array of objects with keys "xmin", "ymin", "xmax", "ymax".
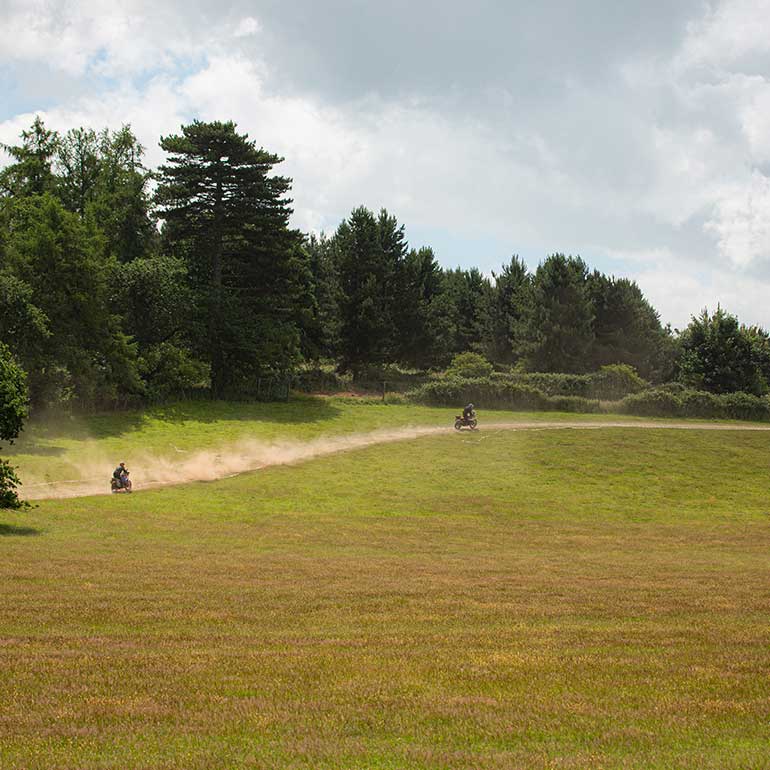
[
  {"xmin": 489, "ymin": 364, "xmax": 647, "ymax": 400},
  {"xmin": 408, "ymin": 377, "xmax": 770, "ymax": 422},
  {"xmin": 407, "ymin": 378, "xmax": 601, "ymax": 413},
  {"xmin": 619, "ymin": 388, "xmax": 770, "ymax": 421}
]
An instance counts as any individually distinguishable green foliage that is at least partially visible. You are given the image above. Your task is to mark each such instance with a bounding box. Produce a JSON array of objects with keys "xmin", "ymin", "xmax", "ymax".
[
  {"xmin": 679, "ymin": 389, "xmax": 723, "ymax": 419},
  {"xmin": 0, "ymin": 459, "xmax": 26, "ymax": 509},
  {"xmin": 719, "ymin": 391, "xmax": 770, "ymax": 421},
  {"xmin": 587, "ymin": 272, "xmax": 676, "ymax": 380},
  {"xmin": 331, "ymin": 207, "xmax": 405, "ymax": 370},
  {"xmin": 2, "ymin": 193, "xmax": 141, "ymax": 406},
  {"xmin": 589, "ymin": 364, "xmax": 648, "ymax": 400},
  {"xmin": 155, "ymin": 120, "xmax": 309, "ymax": 397},
  {"xmin": 303, "ymin": 234, "xmax": 342, "ymax": 359},
  {"xmin": 138, "ymin": 343, "xmax": 209, "ymax": 402},
  {"xmin": 526, "ymin": 254, "xmax": 594, "ymax": 373},
  {"xmin": 508, "ymin": 372, "xmax": 592, "ymax": 397},
  {"xmin": 619, "ymin": 389, "xmax": 683, "ymax": 417},
  {"xmin": 113, "ymin": 256, "xmax": 192, "ymax": 347},
  {"xmin": 621, "ymin": 387, "xmax": 770, "ymax": 421},
  {"xmin": 0, "ymin": 342, "xmax": 28, "ymax": 442},
  {"xmin": 395, "ymin": 246, "xmax": 448, "ymax": 368},
  {"xmin": 57, "ymin": 125, "xmax": 155, "ymax": 262},
  {"xmin": 0, "ymin": 116, "xmax": 58, "ymax": 197},
  {"xmin": 446, "ymin": 352, "xmax": 494, "ymax": 379},
  {"xmin": 0, "ymin": 343, "xmax": 29, "ymax": 508},
  {"xmin": 481, "ymin": 255, "xmax": 531, "ymax": 364},
  {"xmin": 408, "ymin": 376, "xmax": 607, "ymax": 413},
  {"xmin": 678, "ymin": 307, "xmax": 766, "ymax": 395},
  {"xmin": 0, "ymin": 268, "xmax": 51, "ymax": 363},
  {"xmin": 408, "ymin": 377, "xmax": 549, "ymax": 410}
]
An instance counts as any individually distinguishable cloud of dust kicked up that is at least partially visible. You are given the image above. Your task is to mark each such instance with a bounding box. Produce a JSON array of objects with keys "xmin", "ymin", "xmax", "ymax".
[{"xmin": 24, "ymin": 426, "xmax": 447, "ymax": 500}]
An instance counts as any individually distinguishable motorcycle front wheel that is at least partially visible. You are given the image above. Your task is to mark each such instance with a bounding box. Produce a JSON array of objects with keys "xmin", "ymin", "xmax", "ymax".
[{"xmin": 469, "ymin": 419, "xmax": 478, "ymax": 429}]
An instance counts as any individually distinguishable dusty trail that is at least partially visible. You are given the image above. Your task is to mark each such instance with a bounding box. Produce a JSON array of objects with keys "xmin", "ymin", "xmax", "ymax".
[{"xmin": 25, "ymin": 419, "xmax": 770, "ymax": 500}]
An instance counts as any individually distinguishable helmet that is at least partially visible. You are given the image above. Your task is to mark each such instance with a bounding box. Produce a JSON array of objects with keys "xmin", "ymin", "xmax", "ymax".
[
  {"xmin": 119, "ymin": 462, "xmax": 126, "ymax": 468},
  {"xmin": 468, "ymin": 403, "xmax": 474, "ymax": 409}
]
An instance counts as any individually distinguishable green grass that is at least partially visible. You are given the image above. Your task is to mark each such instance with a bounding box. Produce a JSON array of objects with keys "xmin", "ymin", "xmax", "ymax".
[{"xmin": 2, "ymin": 400, "xmax": 770, "ymax": 768}]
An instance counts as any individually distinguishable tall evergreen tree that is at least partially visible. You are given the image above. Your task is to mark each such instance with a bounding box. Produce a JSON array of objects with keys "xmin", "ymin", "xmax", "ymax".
[
  {"xmin": 304, "ymin": 233, "xmax": 341, "ymax": 360},
  {"xmin": 587, "ymin": 271, "xmax": 675, "ymax": 380},
  {"xmin": 155, "ymin": 120, "xmax": 310, "ymax": 396},
  {"xmin": 331, "ymin": 206, "xmax": 405, "ymax": 371},
  {"xmin": 396, "ymin": 246, "xmax": 445, "ymax": 367},
  {"xmin": 441, "ymin": 267, "xmax": 489, "ymax": 356},
  {"xmin": 0, "ymin": 116, "xmax": 58, "ymax": 198},
  {"xmin": 526, "ymin": 254, "xmax": 594, "ymax": 373},
  {"xmin": 482, "ymin": 255, "xmax": 531, "ymax": 364}
]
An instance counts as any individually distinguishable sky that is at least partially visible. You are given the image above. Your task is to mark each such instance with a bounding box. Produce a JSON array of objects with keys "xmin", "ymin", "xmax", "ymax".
[{"xmin": 2, "ymin": 0, "xmax": 770, "ymax": 329}]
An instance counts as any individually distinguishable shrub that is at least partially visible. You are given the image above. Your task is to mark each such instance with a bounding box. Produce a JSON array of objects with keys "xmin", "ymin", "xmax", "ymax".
[
  {"xmin": 514, "ymin": 372, "xmax": 592, "ymax": 397},
  {"xmin": 545, "ymin": 396, "xmax": 602, "ymax": 413},
  {"xmin": 590, "ymin": 364, "xmax": 648, "ymax": 400},
  {"xmin": 407, "ymin": 377, "xmax": 548, "ymax": 411},
  {"xmin": 446, "ymin": 352, "xmax": 494, "ymax": 379},
  {"xmin": 658, "ymin": 381, "xmax": 688, "ymax": 395},
  {"xmin": 718, "ymin": 392, "xmax": 770, "ymax": 421},
  {"xmin": 680, "ymin": 390, "xmax": 724, "ymax": 419},
  {"xmin": 620, "ymin": 389, "xmax": 682, "ymax": 417}
]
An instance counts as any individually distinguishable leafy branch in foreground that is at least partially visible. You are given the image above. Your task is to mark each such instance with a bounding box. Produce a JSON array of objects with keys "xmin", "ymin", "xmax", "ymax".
[{"xmin": 0, "ymin": 342, "xmax": 29, "ymax": 509}]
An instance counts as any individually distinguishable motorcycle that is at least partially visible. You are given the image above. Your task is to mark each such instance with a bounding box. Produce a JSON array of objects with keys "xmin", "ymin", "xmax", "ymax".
[
  {"xmin": 454, "ymin": 413, "xmax": 478, "ymax": 431},
  {"xmin": 110, "ymin": 471, "xmax": 132, "ymax": 493}
]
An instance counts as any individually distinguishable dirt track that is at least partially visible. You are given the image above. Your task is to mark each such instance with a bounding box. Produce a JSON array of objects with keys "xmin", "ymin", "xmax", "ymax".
[{"xmin": 27, "ymin": 419, "xmax": 770, "ymax": 500}]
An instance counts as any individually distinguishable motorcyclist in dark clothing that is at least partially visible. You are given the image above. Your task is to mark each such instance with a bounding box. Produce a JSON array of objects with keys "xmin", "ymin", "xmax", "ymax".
[
  {"xmin": 113, "ymin": 462, "xmax": 129, "ymax": 488},
  {"xmin": 463, "ymin": 403, "xmax": 476, "ymax": 421}
]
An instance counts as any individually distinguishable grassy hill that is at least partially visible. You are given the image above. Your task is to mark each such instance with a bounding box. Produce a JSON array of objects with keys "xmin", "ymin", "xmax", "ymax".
[{"xmin": 1, "ymin": 401, "xmax": 769, "ymax": 768}]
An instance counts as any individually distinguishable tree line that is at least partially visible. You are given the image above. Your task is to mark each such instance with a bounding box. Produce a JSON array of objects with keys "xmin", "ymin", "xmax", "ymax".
[{"xmin": 2, "ymin": 117, "xmax": 770, "ymax": 414}]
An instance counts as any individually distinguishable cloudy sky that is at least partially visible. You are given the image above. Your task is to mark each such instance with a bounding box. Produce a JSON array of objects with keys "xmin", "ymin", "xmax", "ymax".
[{"xmin": 2, "ymin": 0, "xmax": 770, "ymax": 328}]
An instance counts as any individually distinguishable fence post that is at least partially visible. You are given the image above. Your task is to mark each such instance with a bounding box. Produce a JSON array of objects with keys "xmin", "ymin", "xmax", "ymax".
[{"xmin": 382, "ymin": 380, "xmax": 386, "ymax": 402}]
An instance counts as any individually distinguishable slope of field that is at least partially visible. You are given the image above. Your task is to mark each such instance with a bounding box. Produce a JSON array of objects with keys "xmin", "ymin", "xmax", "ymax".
[
  {"xmin": 7, "ymin": 397, "xmax": 762, "ymax": 499},
  {"xmin": 2, "ymin": 414, "xmax": 769, "ymax": 769}
]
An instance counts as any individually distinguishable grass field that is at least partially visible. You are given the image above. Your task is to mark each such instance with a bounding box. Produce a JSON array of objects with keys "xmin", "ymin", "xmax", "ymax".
[{"xmin": 2, "ymin": 399, "xmax": 770, "ymax": 768}]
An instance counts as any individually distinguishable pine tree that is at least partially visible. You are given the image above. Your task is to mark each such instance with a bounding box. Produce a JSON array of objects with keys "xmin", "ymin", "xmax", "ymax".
[
  {"xmin": 331, "ymin": 206, "xmax": 405, "ymax": 371},
  {"xmin": 526, "ymin": 254, "xmax": 594, "ymax": 373},
  {"xmin": 155, "ymin": 120, "xmax": 310, "ymax": 396}
]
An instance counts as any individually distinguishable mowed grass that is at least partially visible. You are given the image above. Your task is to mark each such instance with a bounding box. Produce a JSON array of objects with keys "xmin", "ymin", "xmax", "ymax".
[{"xmin": 2, "ymin": 415, "xmax": 770, "ymax": 768}]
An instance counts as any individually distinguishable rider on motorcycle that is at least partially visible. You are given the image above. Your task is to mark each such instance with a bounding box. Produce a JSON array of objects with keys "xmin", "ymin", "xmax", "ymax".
[
  {"xmin": 113, "ymin": 462, "xmax": 129, "ymax": 489},
  {"xmin": 463, "ymin": 403, "xmax": 476, "ymax": 422}
]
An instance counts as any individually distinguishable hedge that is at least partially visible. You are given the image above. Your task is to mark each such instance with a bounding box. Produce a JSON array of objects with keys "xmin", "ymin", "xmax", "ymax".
[
  {"xmin": 406, "ymin": 378, "xmax": 601, "ymax": 413},
  {"xmin": 620, "ymin": 388, "xmax": 770, "ymax": 421},
  {"xmin": 487, "ymin": 364, "xmax": 648, "ymax": 400}
]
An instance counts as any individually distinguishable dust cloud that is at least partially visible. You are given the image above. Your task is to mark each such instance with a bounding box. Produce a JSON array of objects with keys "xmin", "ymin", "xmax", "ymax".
[{"xmin": 24, "ymin": 426, "xmax": 446, "ymax": 500}]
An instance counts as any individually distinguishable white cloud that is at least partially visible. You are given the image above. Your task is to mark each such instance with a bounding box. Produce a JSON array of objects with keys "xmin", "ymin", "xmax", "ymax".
[
  {"xmin": 678, "ymin": 0, "xmax": 770, "ymax": 70},
  {"xmin": 233, "ymin": 16, "xmax": 261, "ymax": 38},
  {"xmin": 705, "ymin": 171, "xmax": 770, "ymax": 266}
]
